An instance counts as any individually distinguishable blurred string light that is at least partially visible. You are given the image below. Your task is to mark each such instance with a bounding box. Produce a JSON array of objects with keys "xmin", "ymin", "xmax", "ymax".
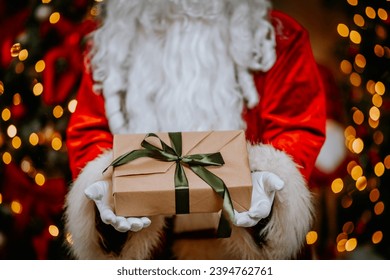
[
  {"xmin": 49, "ymin": 12, "xmax": 60, "ymax": 24},
  {"xmin": 333, "ymin": 0, "xmax": 390, "ymax": 257},
  {"xmin": 48, "ymin": 225, "xmax": 59, "ymax": 237}
]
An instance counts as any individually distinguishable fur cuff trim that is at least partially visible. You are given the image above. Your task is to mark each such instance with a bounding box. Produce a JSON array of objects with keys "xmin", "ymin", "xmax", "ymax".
[
  {"xmin": 171, "ymin": 144, "xmax": 313, "ymax": 260},
  {"xmin": 64, "ymin": 150, "xmax": 166, "ymax": 259},
  {"xmin": 245, "ymin": 143, "xmax": 313, "ymax": 259}
]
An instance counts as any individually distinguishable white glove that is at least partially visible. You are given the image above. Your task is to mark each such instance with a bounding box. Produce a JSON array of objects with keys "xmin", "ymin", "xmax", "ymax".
[
  {"xmin": 234, "ymin": 171, "xmax": 284, "ymax": 227},
  {"xmin": 84, "ymin": 180, "xmax": 151, "ymax": 232}
]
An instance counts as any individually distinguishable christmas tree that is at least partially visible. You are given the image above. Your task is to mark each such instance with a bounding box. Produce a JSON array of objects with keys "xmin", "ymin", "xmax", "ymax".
[
  {"xmin": 331, "ymin": 0, "xmax": 390, "ymax": 259},
  {"xmin": 0, "ymin": 0, "xmax": 98, "ymax": 259}
]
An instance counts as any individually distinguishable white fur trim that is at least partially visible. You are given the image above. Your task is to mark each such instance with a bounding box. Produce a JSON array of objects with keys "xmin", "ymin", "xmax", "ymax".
[
  {"xmin": 172, "ymin": 143, "xmax": 313, "ymax": 259},
  {"xmin": 64, "ymin": 150, "xmax": 166, "ymax": 259},
  {"xmin": 245, "ymin": 144, "xmax": 313, "ymax": 259}
]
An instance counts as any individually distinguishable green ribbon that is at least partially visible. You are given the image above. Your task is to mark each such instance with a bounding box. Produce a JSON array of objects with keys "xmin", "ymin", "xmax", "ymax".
[{"xmin": 105, "ymin": 132, "xmax": 235, "ymax": 238}]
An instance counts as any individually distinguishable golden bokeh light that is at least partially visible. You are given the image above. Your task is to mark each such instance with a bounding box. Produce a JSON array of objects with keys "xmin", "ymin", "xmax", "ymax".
[
  {"xmin": 33, "ymin": 83, "xmax": 43, "ymax": 96},
  {"xmin": 42, "ymin": 0, "xmax": 52, "ymax": 3},
  {"xmin": 2, "ymin": 152, "xmax": 12, "ymax": 165},
  {"xmin": 350, "ymin": 30, "xmax": 362, "ymax": 44},
  {"xmin": 29, "ymin": 133, "xmax": 39, "ymax": 146},
  {"xmin": 378, "ymin": 8, "xmax": 388, "ymax": 21},
  {"xmin": 374, "ymin": 162, "xmax": 385, "ymax": 177},
  {"xmin": 372, "ymin": 94, "xmax": 383, "ymax": 107},
  {"xmin": 352, "ymin": 109, "xmax": 364, "ymax": 125},
  {"xmin": 374, "ymin": 201, "xmax": 384, "ymax": 215},
  {"xmin": 372, "ymin": 231, "xmax": 383, "ymax": 244},
  {"xmin": 369, "ymin": 106, "xmax": 380, "ymax": 121},
  {"xmin": 365, "ymin": 6, "xmax": 376, "ymax": 19},
  {"xmin": 356, "ymin": 176, "xmax": 367, "ymax": 191},
  {"xmin": 331, "ymin": 178, "xmax": 344, "ymax": 194},
  {"xmin": 337, "ymin": 23, "xmax": 350, "ymax": 37},
  {"xmin": 53, "ymin": 105, "xmax": 64, "ymax": 118},
  {"xmin": 35, "ymin": 60, "xmax": 46, "ymax": 73},
  {"xmin": 355, "ymin": 54, "xmax": 366, "ymax": 68},
  {"xmin": 0, "ymin": 193, "xmax": 2, "ymax": 204},
  {"xmin": 374, "ymin": 45, "xmax": 385, "ymax": 57},
  {"xmin": 18, "ymin": 49, "xmax": 28, "ymax": 61},
  {"xmin": 366, "ymin": 80, "xmax": 376, "ymax": 94},
  {"xmin": 306, "ymin": 231, "xmax": 318, "ymax": 245},
  {"xmin": 340, "ymin": 60, "xmax": 353, "ymax": 74},
  {"xmin": 33, "ymin": 83, "xmax": 44, "ymax": 96},
  {"xmin": 375, "ymin": 81, "xmax": 385, "ymax": 95},
  {"xmin": 368, "ymin": 118, "xmax": 379, "ymax": 129},
  {"xmin": 48, "ymin": 225, "xmax": 59, "ymax": 237},
  {"xmin": 350, "ymin": 72, "xmax": 362, "ymax": 87},
  {"xmin": 337, "ymin": 238, "xmax": 347, "ymax": 252},
  {"xmin": 344, "ymin": 126, "xmax": 356, "ymax": 138},
  {"xmin": 347, "ymin": 160, "xmax": 358, "ymax": 174},
  {"xmin": 0, "ymin": 81, "xmax": 4, "ymax": 95},
  {"xmin": 384, "ymin": 155, "xmax": 390, "ymax": 169},
  {"xmin": 49, "ymin": 12, "xmax": 61, "ymax": 24},
  {"xmin": 351, "ymin": 138, "xmax": 364, "ymax": 154},
  {"xmin": 11, "ymin": 200, "xmax": 23, "ymax": 214},
  {"xmin": 13, "ymin": 93, "xmax": 22, "ymax": 105},
  {"xmin": 51, "ymin": 137, "xmax": 62, "ymax": 151},
  {"xmin": 369, "ymin": 189, "xmax": 380, "ymax": 203},
  {"xmin": 345, "ymin": 238, "xmax": 358, "ymax": 252},
  {"xmin": 11, "ymin": 136, "xmax": 22, "ymax": 149},
  {"xmin": 353, "ymin": 14, "xmax": 365, "ymax": 27},
  {"xmin": 1, "ymin": 108, "xmax": 11, "ymax": 121},
  {"xmin": 351, "ymin": 165, "xmax": 363, "ymax": 180},
  {"xmin": 337, "ymin": 232, "xmax": 348, "ymax": 243},
  {"xmin": 35, "ymin": 173, "xmax": 46, "ymax": 186},
  {"xmin": 347, "ymin": 0, "xmax": 358, "ymax": 7}
]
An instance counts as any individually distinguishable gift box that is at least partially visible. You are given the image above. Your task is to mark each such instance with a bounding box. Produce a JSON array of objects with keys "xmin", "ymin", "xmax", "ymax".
[{"xmin": 110, "ymin": 130, "xmax": 252, "ymax": 219}]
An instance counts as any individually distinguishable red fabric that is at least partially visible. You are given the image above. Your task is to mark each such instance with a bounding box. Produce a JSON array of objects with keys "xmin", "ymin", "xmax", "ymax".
[
  {"xmin": 245, "ymin": 11, "xmax": 326, "ymax": 181},
  {"xmin": 66, "ymin": 10, "xmax": 326, "ymax": 183}
]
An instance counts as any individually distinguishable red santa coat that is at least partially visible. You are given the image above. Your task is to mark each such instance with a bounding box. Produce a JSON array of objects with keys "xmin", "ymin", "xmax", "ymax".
[{"xmin": 65, "ymin": 11, "xmax": 326, "ymax": 260}]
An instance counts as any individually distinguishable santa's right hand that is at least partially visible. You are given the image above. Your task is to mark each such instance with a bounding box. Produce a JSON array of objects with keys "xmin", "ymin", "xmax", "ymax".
[{"xmin": 84, "ymin": 180, "xmax": 151, "ymax": 233}]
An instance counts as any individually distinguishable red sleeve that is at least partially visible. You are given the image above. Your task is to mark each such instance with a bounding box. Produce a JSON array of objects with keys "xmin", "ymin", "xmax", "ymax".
[
  {"xmin": 66, "ymin": 70, "xmax": 113, "ymax": 179},
  {"xmin": 245, "ymin": 10, "xmax": 326, "ymax": 182}
]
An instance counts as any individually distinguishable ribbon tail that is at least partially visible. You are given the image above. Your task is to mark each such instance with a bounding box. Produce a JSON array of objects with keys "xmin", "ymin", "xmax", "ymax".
[
  {"xmin": 175, "ymin": 163, "xmax": 190, "ymax": 214},
  {"xmin": 217, "ymin": 211, "xmax": 232, "ymax": 238},
  {"xmin": 189, "ymin": 165, "xmax": 235, "ymax": 238}
]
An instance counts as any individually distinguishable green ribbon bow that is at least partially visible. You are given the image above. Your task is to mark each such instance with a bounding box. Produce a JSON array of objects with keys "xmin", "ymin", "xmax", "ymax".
[{"xmin": 105, "ymin": 132, "xmax": 235, "ymax": 238}]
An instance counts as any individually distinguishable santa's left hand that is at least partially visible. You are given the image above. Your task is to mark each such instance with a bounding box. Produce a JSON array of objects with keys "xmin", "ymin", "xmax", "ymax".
[{"xmin": 234, "ymin": 171, "xmax": 284, "ymax": 227}]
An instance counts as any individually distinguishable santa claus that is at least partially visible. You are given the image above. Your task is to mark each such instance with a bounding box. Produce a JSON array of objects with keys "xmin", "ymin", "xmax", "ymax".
[{"xmin": 65, "ymin": 0, "xmax": 326, "ymax": 259}]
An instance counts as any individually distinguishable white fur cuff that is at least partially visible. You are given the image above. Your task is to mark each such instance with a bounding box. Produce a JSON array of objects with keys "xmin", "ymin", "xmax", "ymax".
[
  {"xmin": 246, "ymin": 143, "xmax": 313, "ymax": 259},
  {"xmin": 64, "ymin": 150, "xmax": 166, "ymax": 259}
]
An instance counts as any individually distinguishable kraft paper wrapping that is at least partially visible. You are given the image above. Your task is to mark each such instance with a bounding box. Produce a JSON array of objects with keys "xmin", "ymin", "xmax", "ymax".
[{"xmin": 111, "ymin": 130, "xmax": 252, "ymax": 217}]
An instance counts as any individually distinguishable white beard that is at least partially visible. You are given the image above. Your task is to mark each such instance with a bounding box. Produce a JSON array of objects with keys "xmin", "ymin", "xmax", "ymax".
[{"xmin": 91, "ymin": 0, "xmax": 276, "ymax": 134}]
